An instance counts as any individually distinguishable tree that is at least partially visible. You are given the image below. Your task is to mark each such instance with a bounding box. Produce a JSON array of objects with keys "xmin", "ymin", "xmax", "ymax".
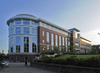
[
  {"xmin": 54, "ymin": 46, "xmax": 59, "ymax": 55},
  {"xmin": 61, "ymin": 46, "xmax": 66, "ymax": 54},
  {"xmin": 90, "ymin": 47, "xmax": 96, "ymax": 54},
  {"xmin": 40, "ymin": 48, "xmax": 46, "ymax": 58},
  {"xmin": 68, "ymin": 41, "xmax": 77, "ymax": 56}
]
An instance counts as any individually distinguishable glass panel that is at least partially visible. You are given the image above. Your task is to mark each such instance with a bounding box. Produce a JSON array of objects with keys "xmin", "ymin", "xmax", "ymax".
[
  {"xmin": 10, "ymin": 37, "xmax": 13, "ymax": 52},
  {"xmin": 32, "ymin": 28, "xmax": 37, "ymax": 35},
  {"xmin": 43, "ymin": 31, "xmax": 44, "ymax": 36},
  {"xmin": 24, "ymin": 37, "xmax": 29, "ymax": 52},
  {"xmin": 32, "ymin": 21, "xmax": 37, "ymax": 26},
  {"xmin": 10, "ymin": 28, "xmax": 14, "ymax": 35},
  {"xmin": 55, "ymin": 35, "xmax": 58, "ymax": 46},
  {"xmin": 23, "ymin": 20, "xmax": 30, "ymax": 25},
  {"xmin": 32, "ymin": 37, "xmax": 37, "ymax": 53},
  {"xmin": 16, "ymin": 37, "xmax": 20, "ymax": 52},
  {"xmin": 47, "ymin": 32, "xmax": 49, "ymax": 44},
  {"xmin": 10, "ymin": 22, "xmax": 14, "ymax": 26},
  {"xmin": 16, "ymin": 27, "xmax": 21, "ymax": 34},
  {"xmin": 24, "ymin": 28, "xmax": 29, "ymax": 34},
  {"xmin": 15, "ymin": 20, "xmax": 21, "ymax": 25}
]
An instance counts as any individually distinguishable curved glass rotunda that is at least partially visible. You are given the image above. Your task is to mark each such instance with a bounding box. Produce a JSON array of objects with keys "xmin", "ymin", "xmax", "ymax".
[{"xmin": 7, "ymin": 14, "xmax": 39, "ymax": 62}]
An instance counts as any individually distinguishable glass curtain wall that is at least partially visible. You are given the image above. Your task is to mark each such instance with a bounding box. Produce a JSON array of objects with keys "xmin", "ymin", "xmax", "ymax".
[
  {"xmin": 16, "ymin": 37, "xmax": 20, "ymax": 52},
  {"xmin": 24, "ymin": 37, "xmax": 29, "ymax": 52},
  {"xmin": 32, "ymin": 37, "xmax": 37, "ymax": 53},
  {"xmin": 10, "ymin": 37, "xmax": 13, "ymax": 52}
]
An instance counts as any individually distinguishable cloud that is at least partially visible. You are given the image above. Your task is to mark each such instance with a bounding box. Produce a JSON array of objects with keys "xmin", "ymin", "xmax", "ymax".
[{"xmin": 81, "ymin": 29, "xmax": 100, "ymax": 45}]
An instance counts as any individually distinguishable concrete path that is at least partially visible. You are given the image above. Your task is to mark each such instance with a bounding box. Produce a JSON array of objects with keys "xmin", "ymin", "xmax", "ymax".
[{"xmin": 0, "ymin": 61, "xmax": 57, "ymax": 73}]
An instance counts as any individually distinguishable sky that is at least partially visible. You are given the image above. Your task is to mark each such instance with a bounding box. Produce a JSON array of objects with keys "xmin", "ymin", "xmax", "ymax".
[{"xmin": 0, "ymin": 0, "xmax": 100, "ymax": 53}]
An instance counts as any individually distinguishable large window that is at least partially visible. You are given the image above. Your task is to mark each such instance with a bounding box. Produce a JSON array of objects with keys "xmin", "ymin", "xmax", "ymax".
[
  {"xmin": 32, "ymin": 28, "xmax": 37, "ymax": 35},
  {"xmin": 32, "ymin": 37, "xmax": 37, "ymax": 53},
  {"xmin": 32, "ymin": 21, "xmax": 37, "ymax": 26},
  {"xmin": 59, "ymin": 36, "xmax": 61, "ymax": 52},
  {"xmin": 16, "ymin": 37, "xmax": 20, "ymax": 52},
  {"xmin": 62, "ymin": 37, "xmax": 64, "ymax": 46},
  {"xmin": 47, "ymin": 32, "xmax": 49, "ymax": 44},
  {"xmin": 10, "ymin": 37, "xmax": 13, "ymax": 52},
  {"xmin": 55, "ymin": 35, "xmax": 58, "ymax": 46},
  {"xmin": 16, "ymin": 27, "xmax": 21, "ymax": 34},
  {"xmin": 42, "ymin": 23, "xmax": 44, "ymax": 27},
  {"xmin": 24, "ymin": 28, "xmax": 29, "ymax": 34},
  {"xmin": 43, "ymin": 31, "xmax": 44, "ymax": 36},
  {"xmin": 15, "ymin": 20, "xmax": 21, "ymax": 25},
  {"xmin": 46, "ymin": 25, "xmax": 49, "ymax": 29},
  {"xmin": 66, "ymin": 38, "xmax": 67, "ymax": 51},
  {"xmin": 23, "ymin": 20, "xmax": 30, "ymax": 25},
  {"xmin": 43, "ymin": 40, "xmax": 44, "ymax": 44},
  {"xmin": 24, "ymin": 37, "xmax": 29, "ymax": 52},
  {"xmin": 51, "ymin": 33, "xmax": 54, "ymax": 51}
]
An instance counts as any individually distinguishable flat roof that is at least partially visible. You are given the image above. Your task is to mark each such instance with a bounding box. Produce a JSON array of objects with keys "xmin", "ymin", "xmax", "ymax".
[
  {"xmin": 80, "ymin": 37, "xmax": 91, "ymax": 42},
  {"xmin": 68, "ymin": 28, "xmax": 80, "ymax": 32},
  {"xmin": 7, "ymin": 14, "xmax": 71, "ymax": 33}
]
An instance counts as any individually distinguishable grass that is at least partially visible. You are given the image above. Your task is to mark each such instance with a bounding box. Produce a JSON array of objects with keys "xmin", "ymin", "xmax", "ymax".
[{"xmin": 56, "ymin": 54, "xmax": 100, "ymax": 60}]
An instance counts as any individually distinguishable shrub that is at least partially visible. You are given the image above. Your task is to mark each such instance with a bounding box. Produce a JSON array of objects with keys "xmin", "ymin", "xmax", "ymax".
[
  {"xmin": 45, "ymin": 52, "xmax": 55, "ymax": 55},
  {"xmin": 41, "ymin": 57, "xmax": 53, "ymax": 63}
]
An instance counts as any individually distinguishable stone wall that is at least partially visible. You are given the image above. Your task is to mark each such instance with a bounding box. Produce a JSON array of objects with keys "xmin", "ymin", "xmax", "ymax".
[{"xmin": 31, "ymin": 62, "xmax": 100, "ymax": 73}]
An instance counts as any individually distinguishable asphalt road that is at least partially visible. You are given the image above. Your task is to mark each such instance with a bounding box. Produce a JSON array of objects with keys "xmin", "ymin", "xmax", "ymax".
[{"xmin": 0, "ymin": 61, "xmax": 57, "ymax": 73}]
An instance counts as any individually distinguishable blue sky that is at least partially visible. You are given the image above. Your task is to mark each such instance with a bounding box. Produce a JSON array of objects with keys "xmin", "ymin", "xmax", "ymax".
[{"xmin": 0, "ymin": 0, "xmax": 100, "ymax": 53}]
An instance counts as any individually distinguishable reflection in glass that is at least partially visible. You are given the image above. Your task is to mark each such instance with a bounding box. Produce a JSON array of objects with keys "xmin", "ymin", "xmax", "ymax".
[
  {"xmin": 24, "ymin": 37, "xmax": 29, "ymax": 52},
  {"xmin": 16, "ymin": 37, "xmax": 20, "ymax": 52},
  {"xmin": 32, "ymin": 37, "xmax": 37, "ymax": 53}
]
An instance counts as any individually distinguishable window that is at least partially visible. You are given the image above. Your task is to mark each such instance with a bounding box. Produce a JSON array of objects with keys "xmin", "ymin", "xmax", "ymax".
[
  {"xmin": 69, "ymin": 33, "xmax": 71, "ymax": 37},
  {"xmin": 15, "ymin": 20, "xmax": 21, "ymax": 25},
  {"xmin": 51, "ymin": 27, "xmax": 53, "ymax": 30},
  {"xmin": 66, "ymin": 38, "xmax": 67, "ymax": 51},
  {"xmin": 32, "ymin": 21, "xmax": 37, "ymax": 26},
  {"xmin": 16, "ymin": 37, "xmax": 20, "ymax": 52},
  {"xmin": 11, "ymin": 28, "xmax": 14, "ymax": 34},
  {"xmin": 55, "ymin": 35, "xmax": 58, "ymax": 46},
  {"xmin": 24, "ymin": 37, "xmax": 29, "ymax": 52},
  {"xmin": 51, "ymin": 33, "xmax": 54, "ymax": 46},
  {"xmin": 52, "ymin": 47, "xmax": 54, "ymax": 51},
  {"xmin": 59, "ymin": 36, "xmax": 61, "ymax": 47},
  {"xmin": 10, "ymin": 37, "xmax": 13, "ymax": 52},
  {"xmin": 47, "ymin": 45, "xmax": 49, "ymax": 52},
  {"xmin": 46, "ymin": 25, "xmax": 49, "ymax": 28},
  {"xmin": 62, "ymin": 37, "xmax": 64, "ymax": 46},
  {"xmin": 43, "ymin": 40, "xmax": 44, "ymax": 44},
  {"xmin": 16, "ymin": 27, "xmax": 21, "ymax": 34},
  {"xmin": 10, "ymin": 22, "xmax": 14, "ymax": 26},
  {"xmin": 32, "ymin": 28, "xmax": 37, "ymax": 35},
  {"xmin": 23, "ymin": 20, "xmax": 30, "ymax": 25},
  {"xmin": 99, "ymin": 46, "xmax": 100, "ymax": 50},
  {"xmin": 43, "ymin": 31, "xmax": 44, "ymax": 36},
  {"xmin": 32, "ymin": 37, "xmax": 37, "ymax": 53},
  {"xmin": 24, "ymin": 28, "xmax": 29, "ymax": 34},
  {"xmin": 42, "ymin": 23, "xmax": 44, "ymax": 27},
  {"xmin": 47, "ymin": 32, "xmax": 49, "ymax": 44}
]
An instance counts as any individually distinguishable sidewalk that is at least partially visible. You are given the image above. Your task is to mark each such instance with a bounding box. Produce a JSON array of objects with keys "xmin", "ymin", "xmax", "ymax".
[{"xmin": 0, "ymin": 61, "xmax": 57, "ymax": 73}]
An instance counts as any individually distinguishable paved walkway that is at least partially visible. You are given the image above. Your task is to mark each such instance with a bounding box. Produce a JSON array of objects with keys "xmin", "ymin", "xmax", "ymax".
[{"xmin": 0, "ymin": 61, "xmax": 57, "ymax": 73}]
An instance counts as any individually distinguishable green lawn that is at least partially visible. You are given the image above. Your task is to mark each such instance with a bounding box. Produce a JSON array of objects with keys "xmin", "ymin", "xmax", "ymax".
[{"xmin": 56, "ymin": 54, "xmax": 100, "ymax": 60}]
